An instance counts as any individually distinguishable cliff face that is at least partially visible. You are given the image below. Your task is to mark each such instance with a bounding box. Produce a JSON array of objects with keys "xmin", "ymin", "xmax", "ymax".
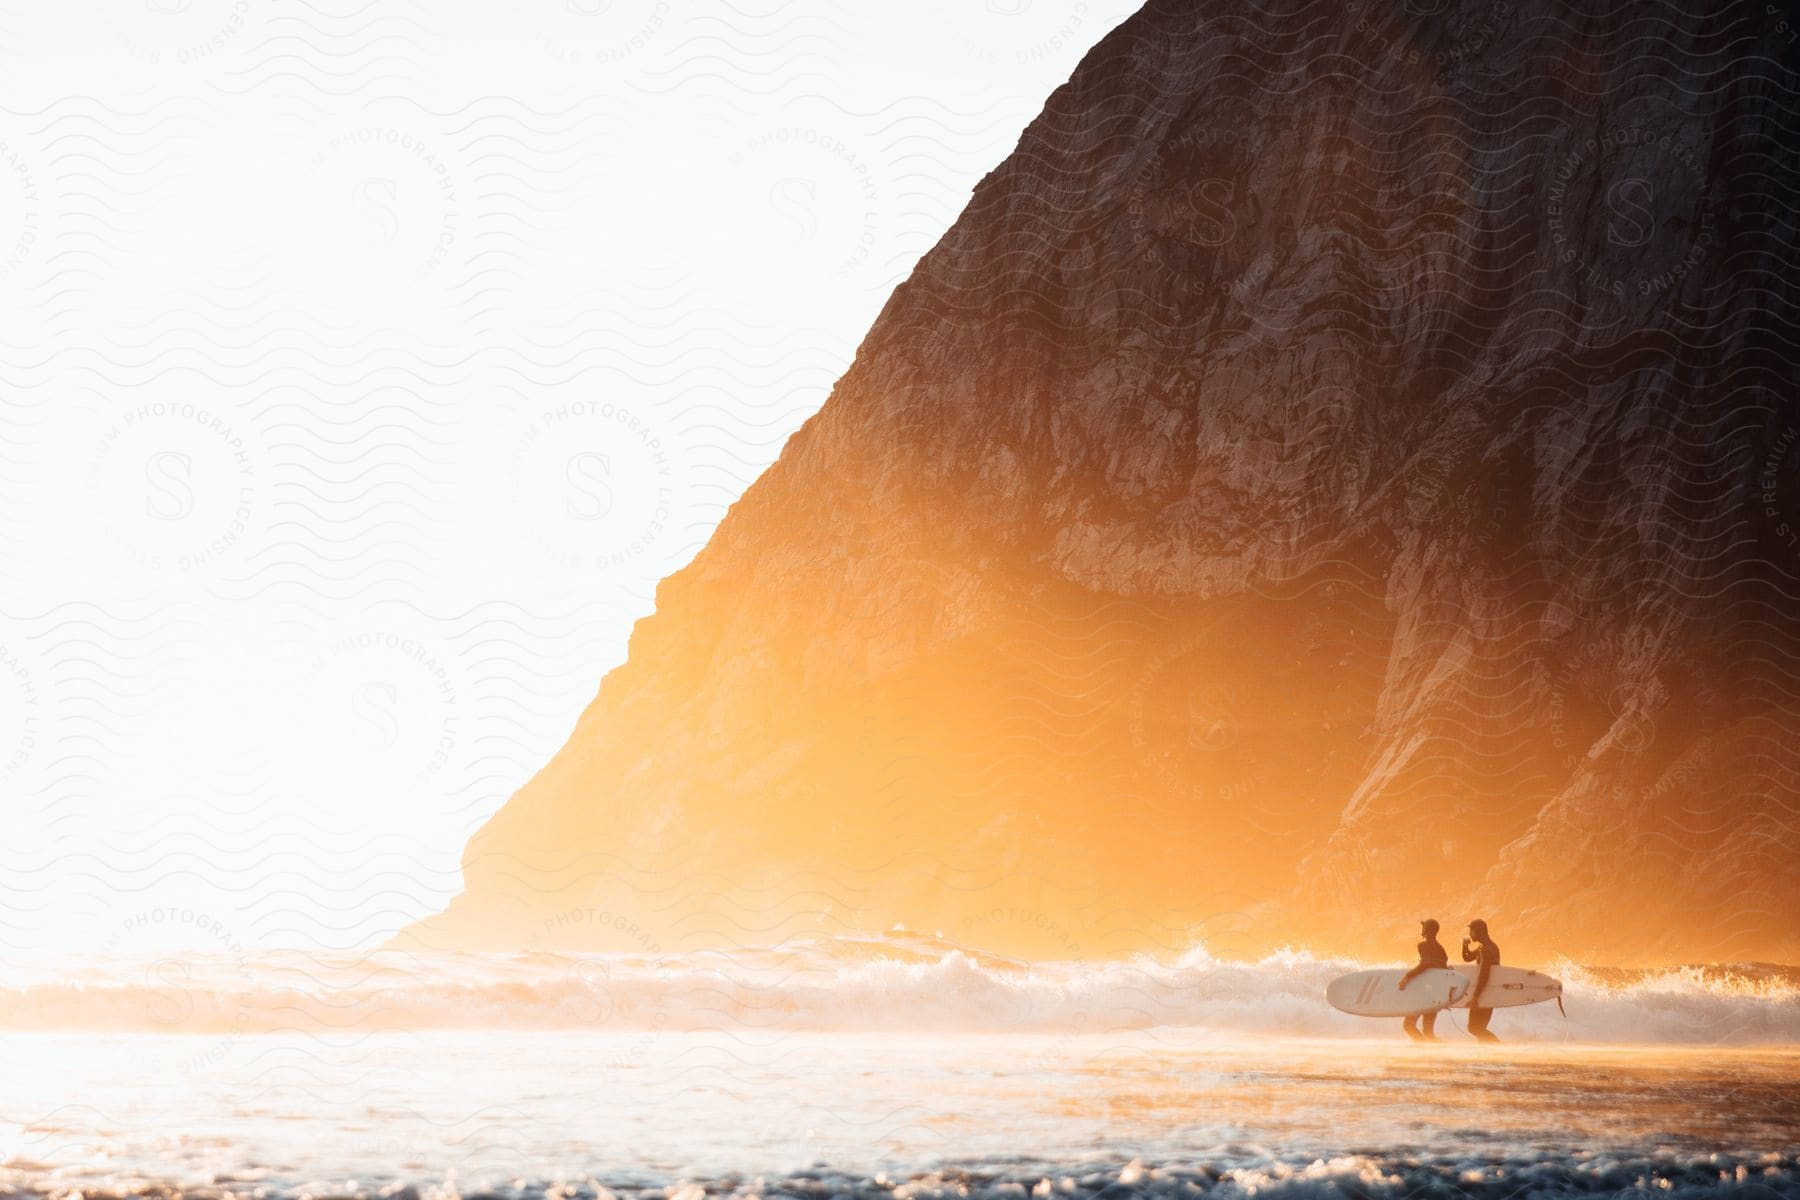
[{"xmin": 409, "ymin": 0, "xmax": 1800, "ymax": 965}]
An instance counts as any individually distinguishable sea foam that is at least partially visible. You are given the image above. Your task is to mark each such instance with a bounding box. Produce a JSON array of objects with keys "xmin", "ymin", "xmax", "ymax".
[{"xmin": 1, "ymin": 935, "xmax": 1794, "ymax": 1042}]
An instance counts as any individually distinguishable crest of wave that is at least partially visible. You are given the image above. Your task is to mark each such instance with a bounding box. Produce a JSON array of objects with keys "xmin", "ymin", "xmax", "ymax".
[{"xmin": 2, "ymin": 933, "xmax": 1794, "ymax": 1042}]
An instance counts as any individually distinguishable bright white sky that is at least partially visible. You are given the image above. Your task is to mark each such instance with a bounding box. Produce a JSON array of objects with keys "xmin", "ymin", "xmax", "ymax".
[{"xmin": 0, "ymin": 0, "xmax": 1136, "ymax": 956}]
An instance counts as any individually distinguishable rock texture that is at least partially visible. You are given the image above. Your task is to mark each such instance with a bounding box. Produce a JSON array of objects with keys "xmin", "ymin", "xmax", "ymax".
[{"xmin": 408, "ymin": 0, "xmax": 1800, "ymax": 965}]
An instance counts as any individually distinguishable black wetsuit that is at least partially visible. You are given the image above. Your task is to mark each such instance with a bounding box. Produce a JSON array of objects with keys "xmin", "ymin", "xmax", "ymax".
[
  {"xmin": 1463, "ymin": 936, "xmax": 1501, "ymax": 1040},
  {"xmin": 1402, "ymin": 937, "xmax": 1449, "ymax": 1039}
]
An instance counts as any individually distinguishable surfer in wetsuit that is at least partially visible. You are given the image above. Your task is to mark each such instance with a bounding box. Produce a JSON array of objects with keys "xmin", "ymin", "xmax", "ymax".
[
  {"xmin": 1395, "ymin": 918, "xmax": 1449, "ymax": 1040},
  {"xmin": 1463, "ymin": 918, "xmax": 1501, "ymax": 1041}
]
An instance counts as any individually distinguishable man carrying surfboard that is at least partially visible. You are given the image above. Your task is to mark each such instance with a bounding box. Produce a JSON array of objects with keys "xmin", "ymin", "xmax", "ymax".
[
  {"xmin": 1462, "ymin": 918, "xmax": 1501, "ymax": 1041},
  {"xmin": 1395, "ymin": 918, "xmax": 1450, "ymax": 1040}
]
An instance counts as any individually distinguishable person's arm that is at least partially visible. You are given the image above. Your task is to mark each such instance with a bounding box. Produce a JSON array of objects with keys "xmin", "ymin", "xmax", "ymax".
[
  {"xmin": 1470, "ymin": 944, "xmax": 1493, "ymax": 1006},
  {"xmin": 1397, "ymin": 962, "xmax": 1425, "ymax": 990},
  {"xmin": 1461, "ymin": 938, "xmax": 1478, "ymax": 963}
]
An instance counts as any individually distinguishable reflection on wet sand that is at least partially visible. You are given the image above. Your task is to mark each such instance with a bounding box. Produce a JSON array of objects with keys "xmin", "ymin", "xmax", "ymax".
[{"xmin": 6, "ymin": 1032, "xmax": 1787, "ymax": 1197}]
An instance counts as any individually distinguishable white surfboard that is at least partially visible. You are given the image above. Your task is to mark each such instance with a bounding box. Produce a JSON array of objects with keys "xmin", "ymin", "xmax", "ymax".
[
  {"xmin": 1450, "ymin": 964, "xmax": 1562, "ymax": 1009},
  {"xmin": 1326, "ymin": 968, "xmax": 1470, "ymax": 1017}
]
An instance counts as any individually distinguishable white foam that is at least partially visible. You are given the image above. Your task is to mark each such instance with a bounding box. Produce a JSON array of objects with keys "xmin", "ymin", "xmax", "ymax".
[{"xmin": 0, "ymin": 937, "xmax": 1793, "ymax": 1042}]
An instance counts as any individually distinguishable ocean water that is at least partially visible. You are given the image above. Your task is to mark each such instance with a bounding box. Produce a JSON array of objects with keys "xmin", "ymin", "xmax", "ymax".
[{"xmin": 2, "ymin": 939, "xmax": 1797, "ymax": 1200}]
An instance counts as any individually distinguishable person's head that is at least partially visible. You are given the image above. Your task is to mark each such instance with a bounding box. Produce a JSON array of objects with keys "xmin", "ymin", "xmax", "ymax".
[
  {"xmin": 1420, "ymin": 918, "xmax": 1440, "ymax": 938},
  {"xmin": 1467, "ymin": 918, "xmax": 1490, "ymax": 941}
]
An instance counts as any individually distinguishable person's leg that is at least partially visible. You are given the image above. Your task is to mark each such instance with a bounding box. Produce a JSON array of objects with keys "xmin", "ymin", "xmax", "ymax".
[
  {"xmin": 1468, "ymin": 1006, "xmax": 1498, "ymax": 1041},
  {"xmin": 1420, "ymin": 1010, "xmax": 1437, "ymax": 1040},
  {"xmin": 1403, "ymin": 1014, "xmax": 1423, "ymax": 1040}
]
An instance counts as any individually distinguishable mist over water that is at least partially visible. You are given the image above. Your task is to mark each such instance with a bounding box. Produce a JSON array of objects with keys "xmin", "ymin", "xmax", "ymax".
[
  {"xmin": 2, "ymin": 934, "xmax": 1795, "ymax": 1043},
  {"xmin": 3, "ymin": 937, "xmax": 1795, "ymax": 1199},
  {"xmin": 2, "ymin": 1030, "xmax": 1795, "ymax": 1200}
]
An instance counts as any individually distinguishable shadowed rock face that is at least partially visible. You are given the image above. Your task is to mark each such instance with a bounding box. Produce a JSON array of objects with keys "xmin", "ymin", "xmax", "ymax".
[{"xmin": 407, "ymin": 0, "xmax": 1800, "ymax": 965}]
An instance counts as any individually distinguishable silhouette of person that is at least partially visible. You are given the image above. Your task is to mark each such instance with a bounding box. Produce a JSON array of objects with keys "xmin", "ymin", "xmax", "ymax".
[
  {"xmin": 1462, "ymin": 918, "xmax": 1501, "ymax": 1041},
  {"xmin": 1395, "ymin": 918, "xmax": 1448, "ymax": 1040}
]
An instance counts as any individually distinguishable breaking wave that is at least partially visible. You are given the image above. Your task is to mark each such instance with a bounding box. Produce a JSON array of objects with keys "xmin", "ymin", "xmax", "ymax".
[
  {"xmin": 2, "ymin": 1155, "xmax": 1797, "ymax": 1200},
  {"xmin": 2, "ymin": 933, "xmax": 1794, "ymax": 1042}
]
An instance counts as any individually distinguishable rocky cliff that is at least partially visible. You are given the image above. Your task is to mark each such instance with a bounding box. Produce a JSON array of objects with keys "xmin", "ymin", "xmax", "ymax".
[{"xmin": 406, "ymin": 0, "xmax": 1800, "ymax": 965}]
